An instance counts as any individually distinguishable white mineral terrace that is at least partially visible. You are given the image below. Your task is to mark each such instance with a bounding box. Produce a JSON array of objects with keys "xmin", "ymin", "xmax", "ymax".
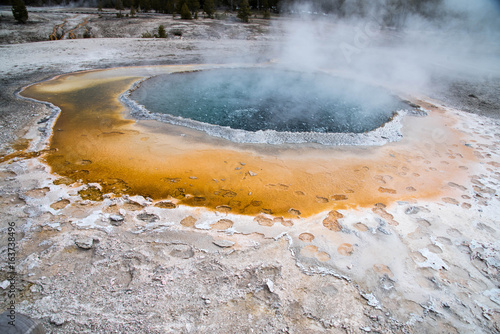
[{"xmin": 0, "ymin": 11, "xmax": 499, "ymax": 332}]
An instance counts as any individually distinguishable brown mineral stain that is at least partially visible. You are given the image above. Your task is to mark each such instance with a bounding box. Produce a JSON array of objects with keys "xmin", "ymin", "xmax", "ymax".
[
  {"xmin": 442, "ymin": 197, "xmax": 459, "ymax": 205},
  {"xmin": 50, "ymin": 199, "xmax": 70, "ymax": 210},
  {"xmin": 211, "ymin": 219, "xmax": 234, "ymax": 230},
  {"xmin": 155, "ymin": 201, "xmax": 177, "ymax": 209},
  {"xmin": 337, "ymin": 243, "xmax": 354, "ymax": 256},
  {"xmin": 373, "ymin": 264, "xmax": 394, "ymax": 278},
  {"xmin": 20, "ymin": 66, "xmax": 477, "ymax": 218},
  {"xmin": 180, "ymin": 215, "xmax": 197, "ymax": 227},
  {"xmin": 78, "ymin": 186, "xmax": 103, "ymax": 201},
  {"xmin": 298, "ymin": 232, "xmax": 315, "ymax": 242},
  {"xmin": 300, "ymin": 245, "xmax": 319, "ymax": 258},
  {"xmin": 354, "ymin": 222, "xmax": 369, "ymax": 232},
  {"xmin": 315, "ymin": 251, "xmax": 331, "ymax": 262},
  {"xmin": 372, "ymin": 206, "xmax": 399, "ymax": 226},
  {"xmin": 254, "ymin": 215, "xmax": 274, "ymax": 227},
  {"xmin": 322, "ymin": 210, "xmax": 344, "ymax": 231},
  {"xmin": 26, "ymin": 187, "xmax": 50, "ymax": 199}
]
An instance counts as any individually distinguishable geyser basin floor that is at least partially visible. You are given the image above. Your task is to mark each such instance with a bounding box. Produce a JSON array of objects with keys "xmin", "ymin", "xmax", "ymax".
[{"xmin": 19, "ymin": 65, "xmax": 478, "ymax": 217}]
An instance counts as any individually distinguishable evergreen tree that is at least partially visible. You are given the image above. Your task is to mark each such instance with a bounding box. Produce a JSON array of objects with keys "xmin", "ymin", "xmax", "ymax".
[
  {"xmin": 165, "ymin": 0, "xmax": 174, "ymax": 13},
  {"xmin": 151, "ymin": 0, "xmax": 160, "ymax": 12},
  {"xmin": 158, "ymin": 24, "xmax": 167, "ymax": 37},
  {"xmin": 130, "ymin": 5, "xmax": 136, "ymax": 16},
  {"xmin": 180, "ymin": 2, "xmax": 192, "ymax": 19},
  {"xmin": 237, "ymin": 0, "xmax": 250, "ymax": 22},
  {"xmin": 12, "ymin": 0, "xmax": 28, "ymax": 24},
  {"xmin": 203, "ymin": 0, "xmax": 214, "ymax": 18},
  {"xmin": 175, "ymin": 0, "xmax": 185, "ymax": 13},
  {"xmin": 115, "ymin": 0, "xmax": 123, "ymax": 17},
  {"xmin": 139, "ymin": 0, "xmax": 151, "ymax": 12},
  {"xmin": 188, "ymin": 0, "xmax": 199, "ymax": 14}
]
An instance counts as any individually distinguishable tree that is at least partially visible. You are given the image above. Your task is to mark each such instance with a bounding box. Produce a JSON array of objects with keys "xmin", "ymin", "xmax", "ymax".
[
  {"xmin": 237, "ymin": 0, "xmax": 251, "ymax": 22},
  {"xmin": 262, "ymin": 0, "xmax": 270, "ymax": 17},
  {"xmin": 203, "ymin": 0, "xmax": 214, "ymax": 18},
  {"xmin": 165, "ymin": 0, "xmax": 175, "ymax": 13},
  {"xmin": 115, "ymin": 0, "xmax": 124, "ymax": 17},
  {"xmin": 139, "ymin": 0, "xmax": 151, "ymax": 12},
  {"xmin": 130, "ymin": 6, "xmax": 136, "ymax": 16},
  {"xmin": 12, "ymin": 0, "xmax": 28, "ymax": 24},
  {"xmin": 157, "ymin": 24, "xmax": 167, "ymax": 37},
  {"xmin": 180, "ymin": 2, "xmax": 192, "ymax": 19},
  {"xmin": 188, "ymin": 0, "xmax": 199, "ymax": 14}
]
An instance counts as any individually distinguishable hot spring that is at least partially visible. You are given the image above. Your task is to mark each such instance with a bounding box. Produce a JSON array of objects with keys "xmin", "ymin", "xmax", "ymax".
[
  {"xmin": 19, "ymin": 64, "xmax": 469, "ymax": 218},
  {"xmin": 127, "ymin": 68, "xmax": 408, "ymax": 144}
]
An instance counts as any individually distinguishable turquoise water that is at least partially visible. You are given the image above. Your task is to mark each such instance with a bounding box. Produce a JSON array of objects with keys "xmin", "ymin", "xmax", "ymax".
[{"xmin": 130, "ymin": 68, "xmax": 405, "ymax": 133}]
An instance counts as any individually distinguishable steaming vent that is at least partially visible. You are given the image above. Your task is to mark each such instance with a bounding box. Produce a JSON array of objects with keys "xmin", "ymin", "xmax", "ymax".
[{"xmin": 127, "ymin": 67, "xmax": 410, "ymax": 145}]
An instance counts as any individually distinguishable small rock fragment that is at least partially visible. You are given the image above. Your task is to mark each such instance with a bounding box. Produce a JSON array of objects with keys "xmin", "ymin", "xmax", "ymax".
[
  {"xmin": 248, "ymin": 171, "xmax": 257, "ymax": 176},
  {"xmin": 170, "ymin": 245, "xmax": 194, "ymax": 259},
  {"xmin": 137, "ymin": 213, "xmax": 160, "ymax": 223},
  {"xmin": 75, "ymin": 237, "xmax": 94, "ymax": 250},
  {"xmin": 213, "ymin": 239, "xmax": 235, "ymax": 248},
  {"xmin": 50, "ymin": 314, "xmax": 65, "ymax": 326},
  {"xmin": 109, "ymin": 214, "xmax": 124, "ymax": 226},
  {"xmin": 266, "ymin": 279, "xmax": 274, "ymax": 293}
]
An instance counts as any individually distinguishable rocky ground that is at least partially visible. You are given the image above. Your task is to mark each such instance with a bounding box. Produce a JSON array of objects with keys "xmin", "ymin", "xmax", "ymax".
[{"xmin": 0, "ymin": 7, "xmax": 500, "ymax": 334}]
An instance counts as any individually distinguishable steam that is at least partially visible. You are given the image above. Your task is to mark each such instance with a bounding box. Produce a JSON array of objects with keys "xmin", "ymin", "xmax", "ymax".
[{"xmin": 272, "ymin": 0, "xmax": 500, "ymax": 93}]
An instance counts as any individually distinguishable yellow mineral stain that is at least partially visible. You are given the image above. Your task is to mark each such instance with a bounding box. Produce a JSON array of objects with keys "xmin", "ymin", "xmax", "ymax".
[
  {"xmin": 0, "ymin": 138, "xmax": 49, "ymax": 163},
  {"xmin": 20, "ymin": 65, "xmax": 477, "ymax": 218}
]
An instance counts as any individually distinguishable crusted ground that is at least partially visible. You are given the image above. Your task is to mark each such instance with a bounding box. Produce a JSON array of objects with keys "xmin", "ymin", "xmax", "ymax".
[{"xmin": 1, "ymin": 7, "xmax": 499, "ymax": 334}]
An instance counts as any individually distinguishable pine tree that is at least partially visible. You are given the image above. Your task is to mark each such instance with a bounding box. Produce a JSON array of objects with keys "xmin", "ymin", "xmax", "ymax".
[
  {"xmin": 237, "ymin": 0, "xmax": 251, "ymax": 23},
  {"xmin": 158, "ymin": 24, "xmax": 167, "ymax": 37},
  {"xmin": 115, "ymin": 0, "xmax": 124, "ymax": 17},
  {"xmin": 180, "ymin": 2, "xmax": 192, "ymax": 19},
  {"xmin": 188, "ymin": 0, "xmax": 200, "ymax": 14},
  {"xmin": 130, "ymin": 6, "xmax": 136, "ymax": 16},
  {"xmin": 203, "ymin": 0, "xmax": 214, "ymax": 18},
  {"xmin": 12, "ymin": 0, "xmax": 28, "ymax": 24},
  {"xmin": 262, "ymin": 0, "xmax": 270, "ymax": 18}
]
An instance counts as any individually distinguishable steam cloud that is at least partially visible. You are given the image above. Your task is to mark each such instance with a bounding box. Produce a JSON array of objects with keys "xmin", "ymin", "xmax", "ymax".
[{"xmin": 271, "ymin": 0, "xmax": 500, "ymax": 94}]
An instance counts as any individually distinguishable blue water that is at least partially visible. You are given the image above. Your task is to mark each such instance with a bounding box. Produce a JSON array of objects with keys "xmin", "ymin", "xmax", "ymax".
[{"xmin": 130, "ymin": 68, "xmax": 405, "ymax": 133}]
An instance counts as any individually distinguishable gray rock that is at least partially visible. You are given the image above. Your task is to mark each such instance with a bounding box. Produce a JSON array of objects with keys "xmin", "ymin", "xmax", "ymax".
[
  {"xmin": 75, "ymin": 237, "xmax": 94, "ymax": 250},
  {"xmin": 37, "ymin": 116, "xmax": 50, "ymax": 124},
  {"xmin": 109, "ymin": 214, "xmax": 124, "ymax": 226},
  {"xmin": 137, "ymin": 213, "xmax": 159, "ymax": 223},
  {"xmin": 170, "ymin": 245, "xmax": 194, "ymax": 259}
]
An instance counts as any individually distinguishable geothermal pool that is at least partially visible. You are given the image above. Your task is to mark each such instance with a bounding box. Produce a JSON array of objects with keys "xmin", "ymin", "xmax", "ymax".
[
  {"xmin": 130, "ymin": 68, "xmax": 406, "ymax": 134},
  {"xmin": 20, "ymin": 65, "xmax": 473, "ymax": 217}
]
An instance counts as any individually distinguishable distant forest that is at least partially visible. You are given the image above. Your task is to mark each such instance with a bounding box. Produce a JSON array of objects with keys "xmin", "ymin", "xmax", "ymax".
[{"xmin": 1, "ymin": 0, "xmax": 444, "ymax": 20}]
